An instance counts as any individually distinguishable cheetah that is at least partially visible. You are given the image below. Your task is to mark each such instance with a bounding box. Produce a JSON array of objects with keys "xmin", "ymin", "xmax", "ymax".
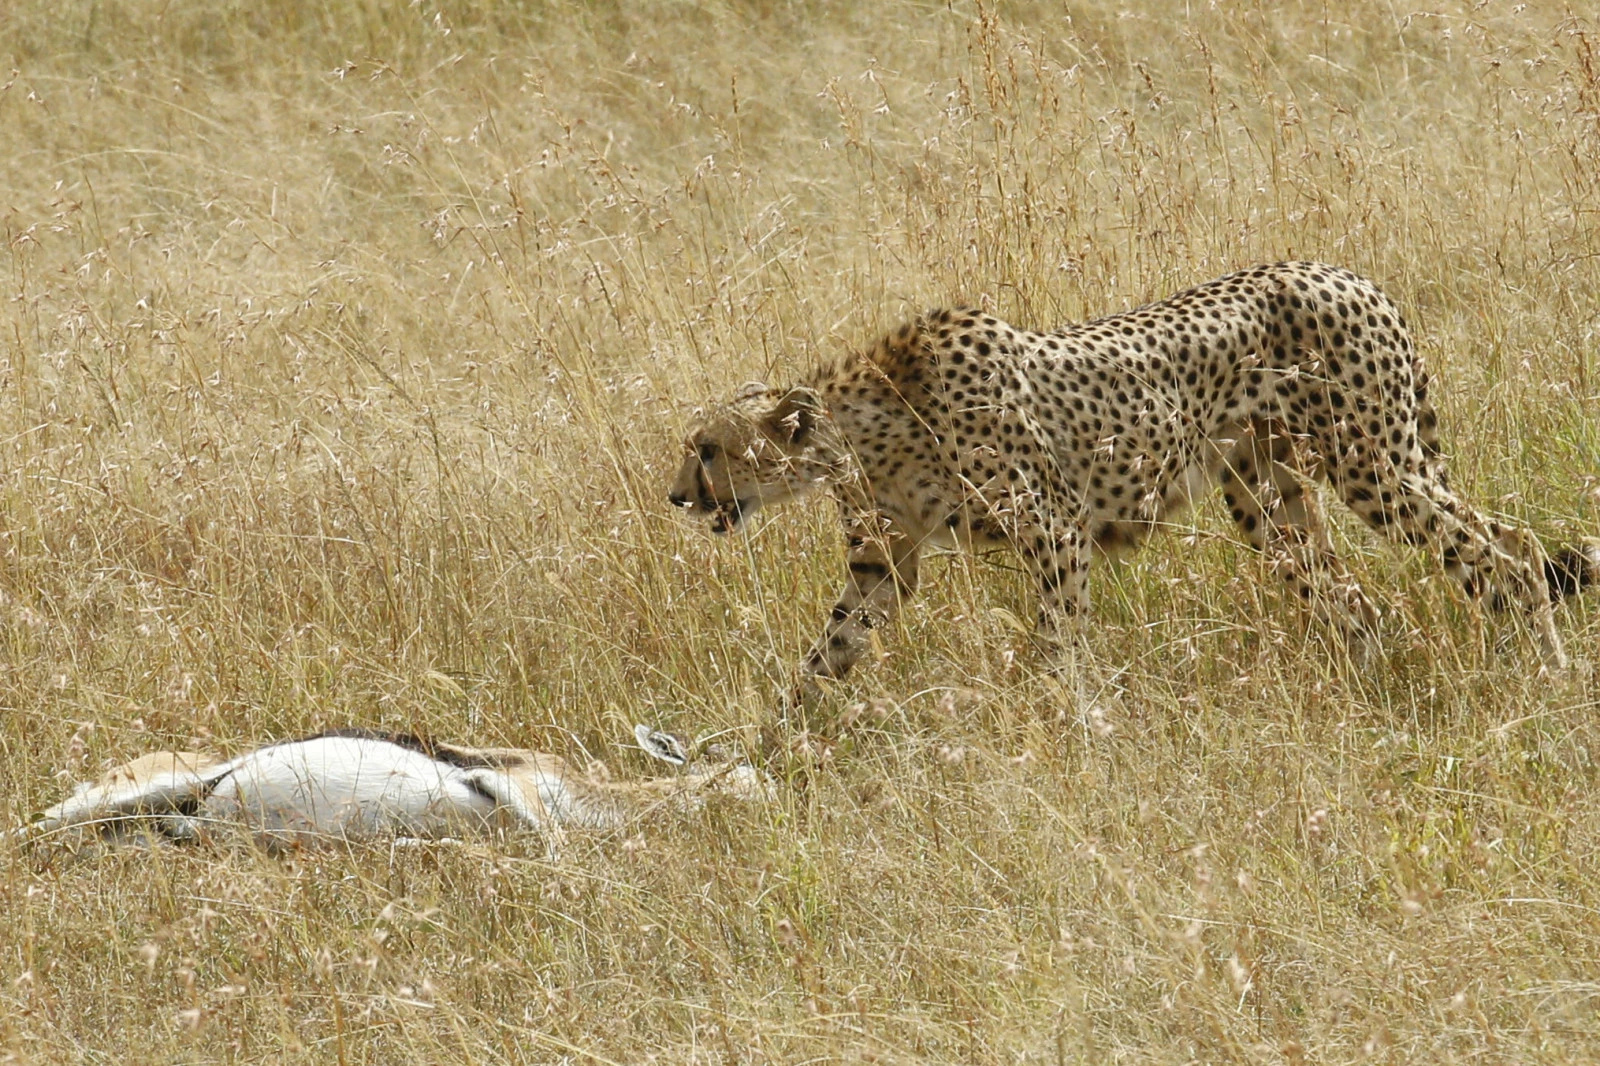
[{"xmin": 669, "ymin": 262, "xmax": 1598, "ymax": 689}]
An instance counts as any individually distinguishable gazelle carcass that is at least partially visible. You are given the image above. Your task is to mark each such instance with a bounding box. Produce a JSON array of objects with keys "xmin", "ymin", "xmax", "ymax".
[{"xmin": 13, "ymin": 725, "xmax": 768, "ymax": 854}]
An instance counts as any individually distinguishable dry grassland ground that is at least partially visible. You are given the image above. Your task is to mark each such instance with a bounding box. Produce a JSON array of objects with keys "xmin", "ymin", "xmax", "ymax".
[{"xmin": 1, "ymin": 0, "xmax": 1599, "ymax": 1062}]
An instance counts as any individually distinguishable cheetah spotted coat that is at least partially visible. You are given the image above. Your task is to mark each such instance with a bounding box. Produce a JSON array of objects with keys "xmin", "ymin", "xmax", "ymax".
[{"xmin": 671, "ymin": 262, "xmax": 1597, "ymax": 686}]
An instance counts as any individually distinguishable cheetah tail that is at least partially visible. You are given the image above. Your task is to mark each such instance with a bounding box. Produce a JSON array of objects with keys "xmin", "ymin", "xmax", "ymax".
[{"xmin": 1545, "ymin": 537, "xmax": 1600, "ymax": 600}]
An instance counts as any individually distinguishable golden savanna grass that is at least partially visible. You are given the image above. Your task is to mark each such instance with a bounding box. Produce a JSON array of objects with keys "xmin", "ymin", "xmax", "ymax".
[{"xmin": 2, "ymin": 0, "xmax": 1599, "ymax": 1061}]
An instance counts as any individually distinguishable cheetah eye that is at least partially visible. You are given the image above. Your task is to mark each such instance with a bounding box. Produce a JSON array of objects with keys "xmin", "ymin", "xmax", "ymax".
[{"xmin": 698, "ymin": 442, "xmax": 719, "ymax": 464}]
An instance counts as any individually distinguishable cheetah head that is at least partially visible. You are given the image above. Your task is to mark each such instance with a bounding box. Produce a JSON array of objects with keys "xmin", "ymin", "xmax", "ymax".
[{"xmin": 669, "ymin": 383, "xmax": 832, "ymax": 534}]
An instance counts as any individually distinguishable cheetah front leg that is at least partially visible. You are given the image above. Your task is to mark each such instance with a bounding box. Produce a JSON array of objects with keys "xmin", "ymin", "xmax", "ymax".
[
  {"xmin": 795, "ymin": 510, "xmax": 920, "ymax": 700},
  {"xmin": 1002, "ymin": 492, "xmax": 1109, "ymax": 707},
  {"xmin": 1022, "ymin": 521, "xmax": 1092, "ymax": 640},
  {"xmin": 986, "ymin": 478, "xmax": 1092, "ymax": 659}
]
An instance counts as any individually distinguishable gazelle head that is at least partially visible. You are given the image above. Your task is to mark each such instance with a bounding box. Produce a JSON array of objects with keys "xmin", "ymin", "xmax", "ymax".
[
  {"xmin": 635, "ymin": 723, "xmax": 692, "ymax": 766},
  {"xmin": 629, "ymin": 722, "xmax": 771, "ymax": 805}
]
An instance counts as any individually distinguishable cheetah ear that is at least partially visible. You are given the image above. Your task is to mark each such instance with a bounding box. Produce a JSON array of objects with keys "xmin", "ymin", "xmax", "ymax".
[
  {"xmin": 734, "ymin": 381, "xmax": 771, "ymax": 402},
  {"xmin": 766, "ymin": 386, "xmax": 823, "ymax": 445}
]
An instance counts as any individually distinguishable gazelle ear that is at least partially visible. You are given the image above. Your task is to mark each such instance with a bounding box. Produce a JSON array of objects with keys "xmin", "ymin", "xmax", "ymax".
[
  {"xmin": 765, "ymin": 386, "xmax": 823, "ymax": 445},
  {"xmin": 634, "ymin": 724, "xmax": 690, "ymax": 766}
]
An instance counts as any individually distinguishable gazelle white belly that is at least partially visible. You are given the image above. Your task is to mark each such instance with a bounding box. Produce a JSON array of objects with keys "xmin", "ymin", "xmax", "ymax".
[{"xmin": 203, "ymin": 737, "xmax": 497, "ymax": 842}]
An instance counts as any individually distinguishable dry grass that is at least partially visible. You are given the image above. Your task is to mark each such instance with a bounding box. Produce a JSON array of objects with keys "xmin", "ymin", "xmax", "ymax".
[{"xmin": 2, "ymin": 0, "xmax": 1599, "ymax": 1061}]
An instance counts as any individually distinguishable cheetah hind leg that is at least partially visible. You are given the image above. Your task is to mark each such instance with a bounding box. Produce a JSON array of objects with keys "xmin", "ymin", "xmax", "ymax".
[
  {"xmin": 1220, "ymin": 424, "xmax": 1381, "ymax": 662},
  {"xmin": 1347, "ymin": 467, "xmax": 1568, "ymax": 672},
  {"xmin": 1486, "ymin": 523, "xmax": 1569, "ymax": 669}
]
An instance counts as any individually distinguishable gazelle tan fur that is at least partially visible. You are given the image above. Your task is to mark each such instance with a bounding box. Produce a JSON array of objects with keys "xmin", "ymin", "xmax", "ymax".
[{"xmin": 15, "ymin": 725, "xmax": 769, "ymax": 853}]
